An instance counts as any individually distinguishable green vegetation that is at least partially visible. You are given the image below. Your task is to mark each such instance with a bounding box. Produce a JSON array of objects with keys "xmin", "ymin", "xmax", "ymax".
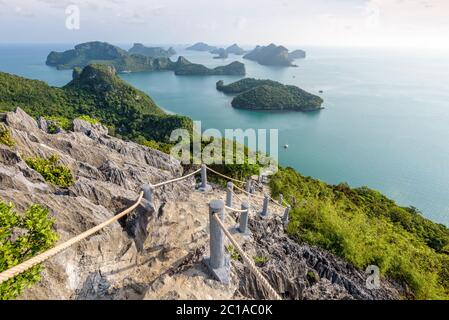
[
  {"xmin": 253, "ymin": 255, "xmax": 269, "ymax": 265},
  {"xmin": 135, "ymin": 136, "xmax": 172, "ymax": 154},
  {"xmin": 217, "ymin": 78, "xmax": 323, "ymax": 111},
  {"xmin": 306, "ymin": 270, "xmax": 320, "ymax": 284},
  {"xmin": 0, "ymin": 64, "xmax": 191, "ymax": 144},
  {"xmin": 0, "ymin": 202, "xmax": 58, "ymax": 300},
  {"xmin": 0, "ymin": 124, "xmax": 15, "ymax": 147},
  {"xmin": 270, "ymin": 167, "xmax": 449, "ymax": 299},
  {"xmin": 25, "ymin": 155, "xmax": 74, "ymax": 187},
  {"xmin": 174, "ymin": 57, "xmax": 245, "ymax": 76},
  {"xmin": 46, "ymin": 42, "xmax": 244, "ymax": 76},
  {"xmin": 128, "ymin": 43, "xmax": 176, "ymax": 58},
  {"xmin": 76, "ymin": 115, "xmax": 99, "ymax": 125},
  {"xmin": 46, "ymin": 41, "xmax": 174, "ymax": 72},
  {"xmin": 226, "ymin": 245, "xmax": 241, "ymax": 261},
  {"xmin": 243, "ymin": 44, "xmax": 296, "ymax": 66},
  {"xmin": 45, "ymin": 116, "xmax": 72, "ymax": 133}
]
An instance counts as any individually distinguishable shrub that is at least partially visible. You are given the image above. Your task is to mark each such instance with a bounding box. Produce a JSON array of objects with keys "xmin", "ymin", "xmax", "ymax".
[
  {"xmin": 226, "ymin": 245, "xmax": 241, "ymax": 261},
  {"xmin": 271, "ymin": 166, "xmax": 449, "ymax": 299},
  {"xmin": 45, "ymin": 116, "xmax": 72, "ymax": 133},
  {"xmin": 253, "ymin": 256, "xmax": 269, "ymax": 265},
  {"xmin": 77, "ymin": 115, "xmax": 99, "ymax": 125},
  {"xmin": 25, "ymin": 155, "xmax": 74, "ymax": 187},
  {"xmin": 0, "ymin": 202, "xmax": 58, "ymax": 300},
  {"xmin": 0, "ymin": 124, "xmax": 15, "ymax": 147}
]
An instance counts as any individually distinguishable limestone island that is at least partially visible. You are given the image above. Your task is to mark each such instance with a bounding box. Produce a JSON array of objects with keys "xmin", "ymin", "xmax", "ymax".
[
  {"xmin": 186, "ymin": 42, "xmax": 217, "ymax": 52},
  {"xmin": 128, "ymin": 43, "xmax": 176, "ymax": 58},
  {"xmin": 211, "ymin": 48, "xmax": 229, "ymax": 59},
  {"xmin": 46, "ymin": 41, "xmax": 245, "ymax": 76},
  {"xmin": 174, "ymin": 57, "xmax": 244, "ymax": 75},
  {"xmin": 243, "ymin": 44, "xmax": 306, "ymax": 67},
  {"xmin": 225, "ymin": 44, "xmax": 246, "ymax": 55},
  {"xmin": 216, "ymin": 78, "xmax": 323, "ymax": 111}
]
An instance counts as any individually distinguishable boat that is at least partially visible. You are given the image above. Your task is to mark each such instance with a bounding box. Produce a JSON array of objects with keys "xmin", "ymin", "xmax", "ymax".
[{"xmin": 284, "ymin": 144, "xmax": 289, "ymax": 149}]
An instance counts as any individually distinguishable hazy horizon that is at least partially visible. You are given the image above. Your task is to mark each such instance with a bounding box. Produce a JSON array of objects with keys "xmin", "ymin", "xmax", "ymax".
[{"xmin": 1, "ymin": 0, "xmax": 449, "ymax": 49}]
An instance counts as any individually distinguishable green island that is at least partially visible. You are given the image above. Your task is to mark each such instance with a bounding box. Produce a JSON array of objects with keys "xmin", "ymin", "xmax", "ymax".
[
  {"xmin": 46, "ymin": 41, "xmax": 245, "ymax": 76},
  {"xmin": 174, "ymin": 57, "xmax": 245, "ymax": 76},
  {"xmin": 216, "ymin": 78, "xmax": 324, "ymax": 111},
  {"xmin": 186, "ymin": 42, "xmax": 217, "ymax": 52},
  {"xmin": 128, "ymin": 43, "xmax": 176, "ymax": 58},
  {"xmin": 243, "ymin": 43, "xmax": 304, "ymax": 67}
]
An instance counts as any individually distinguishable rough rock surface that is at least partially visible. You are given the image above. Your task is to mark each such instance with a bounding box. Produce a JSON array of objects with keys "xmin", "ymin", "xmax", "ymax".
[{"xmin": 1, "ymin": 108, "xmax": 401, "ymax": 300}]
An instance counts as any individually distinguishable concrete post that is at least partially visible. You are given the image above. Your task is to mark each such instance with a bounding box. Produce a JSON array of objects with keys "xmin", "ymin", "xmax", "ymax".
[
  {"xmin": 279, "ymin": 193, "xmax": 284, "ymax": 206},
  {"xmin": 142, "ymin": 184, "xmax": 153, "ymax": 204},
  {"xmin": 245, "ymin": 179, "xmax": 251, "ymax": 194},
  {"xmin": 203, "ymin": 199, "xmax": 230, "ymax": 283},
  {"xmin": 209, "ymin": 200, "xmax": 225, "ymax": 269},
  {"xmin": 259, "ymin": 194, "xmax": 270, "ymax": 218},
  {"xmin": 198, "ymin": 164, "xmax": 212, "ymax": 192},
  {"xmin": 238, "ymin": 202, "xmax": 250, "ymax": 234},
  {"xmin": 283, "ymin": 206, "xmax": 291, "ymax": 223},
  {"xmin": 226, "ymin": 182, "xmax": 233, "ymax": 208}
]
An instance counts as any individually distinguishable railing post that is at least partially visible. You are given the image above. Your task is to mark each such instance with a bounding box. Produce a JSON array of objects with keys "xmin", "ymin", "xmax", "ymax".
[
  {"xmin": 238, "ymin": 202, "xmax": 250, "ymax": 235},
  {"xmin": 279, "ymin": 193, "xmax": 283, "ymax": 206},
  {"xmin": 226, "ymin": 182, "xmax": 233, "ymax": 208},
  {"xmin": 259, "ymin": 194, "xmax": 270, "ymax": 218},
  {"xmin": 198, "ymin": 164, "xmax": 212, "ymax": 192},
  {"xmin": 283, "ymin": 206, "xmax": 291, "ymax": 223},
  {"xmin": 142, "ymin": 184, "xmax": 153, "ymax": 205},
  {"xmin": 203, "ymin": 199, "xmax": 229, "ymax": 283},
  {"xmin": 245, "ymin": 179, "xmax": 251, "ymax": 194}
]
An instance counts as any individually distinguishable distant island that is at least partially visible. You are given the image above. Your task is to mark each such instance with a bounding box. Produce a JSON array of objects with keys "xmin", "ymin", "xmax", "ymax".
[
  {"xmin": 46, "ymin": 41, "xmax": 245, "ymax": 76},
  {"xmin": 211, "ymin": 48, "xmax": 229, "ymax": 59},
  {"xmin": 186, "ymin": 42, "xmax": 217, "ymax": 52},
  {"xmin": 243, "ymin": 44, "xmax": 306, "ymax": 67},
  {"xmin": 225, "ymin": 44, "xmax": 246, "ymax": 55},
  {"xmin": 216, "ymin": 78, "xmax": 323, "ymax": 111},
  {"xmin": 174, "ymin": 57, "xmax": 244, "ymax": 75},
  {"xmin": 128, "ymin": 43, "xmax": 176, "ymax": 58}
]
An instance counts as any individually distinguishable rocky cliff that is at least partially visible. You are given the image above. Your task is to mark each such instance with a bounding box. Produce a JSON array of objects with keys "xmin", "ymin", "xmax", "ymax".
[{"xmin": 0, "ymin": 108, "xmax": 400, "ymax": 300}]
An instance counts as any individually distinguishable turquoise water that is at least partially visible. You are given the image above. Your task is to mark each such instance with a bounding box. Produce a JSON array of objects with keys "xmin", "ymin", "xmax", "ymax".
[{"xmin": 1, "ymin": 44, "xmax": 449, "ymax": 225}]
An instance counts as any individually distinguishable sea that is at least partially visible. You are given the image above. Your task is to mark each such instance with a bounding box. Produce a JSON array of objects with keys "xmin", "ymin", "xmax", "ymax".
[{"xmin": 0, "ymin": 43, "xmax": 448, "ymax": 226}]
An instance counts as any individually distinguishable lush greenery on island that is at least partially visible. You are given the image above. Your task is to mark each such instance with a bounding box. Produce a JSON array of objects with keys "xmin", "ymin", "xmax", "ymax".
[
  {"xmin": 128, "ymin": 43, "xmax": 176, "ymax": 58},
  {"xmin": 0, "ymin": 64, "xmax": 192, "ymax": 143},
  {"xmin": 174, "ymin": 57, "xmax": 245, "ymax": 76},
  {"xmin": 270, "ymin": 167, "xmax": 449, "ymax": 299},
  {"xmin": 46, "ymin": 41, "xmax": 245, "ymax": 76},
  {"xmin": 243, "ymin": 43, "xmax": 305, "ymax": 66},
  {"xmin": 216, "ymin": 78, "xmax": 323, "ymax": 111},
  {"xmin": 0, "ymin": 202, "xmax": 58, "ymax": 300}
]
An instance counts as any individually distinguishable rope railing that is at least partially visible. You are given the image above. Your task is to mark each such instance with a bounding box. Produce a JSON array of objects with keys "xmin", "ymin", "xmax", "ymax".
[
  {"xmin": 212, "ymin": 214, "xmax": 282, "ymax": 300},
  {"xmin": 205, "ymin": 166, "xmax": 246, "ymax": 184},
  {"xmin": 1, "ymin": 164, "xmax": 285, "ymax": 300},
  {"xmin": 0, "ymin": 168, "xmax": 201, "ymax": 286},
  {"xmin": 0, "ymin": 192, "xmax": 144, "ymax": 285},
  {"xmin": 150, "ymin": 168, "xmax": 201, "ymax": 188}
]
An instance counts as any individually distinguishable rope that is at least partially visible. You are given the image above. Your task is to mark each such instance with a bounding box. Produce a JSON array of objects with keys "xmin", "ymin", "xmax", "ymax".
[
  {"xmin": 212, "ymin": 214, "xmax": 282, "ymax": 300},
  {"xmin": 0, "ymin": 192, "xmax": 144, "ymax": 285},
  {"xmin": 205, "ymin": 166, "xmax": 246, "ymax": 184},
  {"xmin": 234, "ymin": 184, "xmax": 265, "ymax": 200},
  {"xmin": 151, "ymin": 168, "xmax": 201, "ymax": 188}
]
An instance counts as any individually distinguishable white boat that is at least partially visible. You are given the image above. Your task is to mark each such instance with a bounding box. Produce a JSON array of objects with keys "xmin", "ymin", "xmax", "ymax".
[{"xmin": 284, "ymin": 144, "xmax": 289, "ymax": 149}]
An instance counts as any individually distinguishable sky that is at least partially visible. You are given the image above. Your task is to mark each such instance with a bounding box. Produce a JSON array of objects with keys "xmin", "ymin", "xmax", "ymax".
[{"xmin": 1, "ymin": 0, "xmax": 449, "ymax": 48}]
